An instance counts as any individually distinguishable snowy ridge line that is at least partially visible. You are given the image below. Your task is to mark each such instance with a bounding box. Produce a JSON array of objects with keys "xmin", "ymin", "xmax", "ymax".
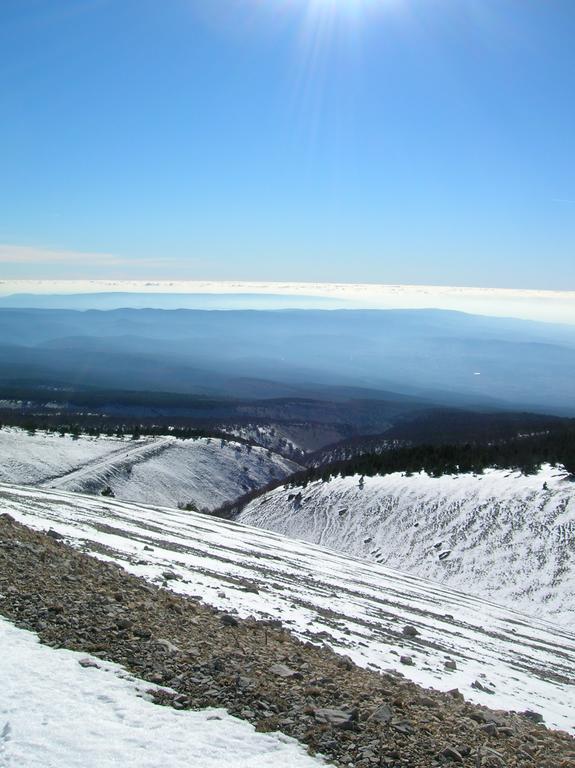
[
  {"xmin": 0, "ymin": 427, "xmax": 301, "ymax": 511},
  {"xmin": 1, "ymin": 481, "xmax": 574, "ymax": 733},
  {"xmin": 239, "ymin": 465, "xmax": 575, "ymax": 626}
]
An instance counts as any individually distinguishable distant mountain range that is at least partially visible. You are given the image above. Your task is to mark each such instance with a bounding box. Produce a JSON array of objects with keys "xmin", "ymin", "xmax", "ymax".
[{"xmin": 1, "ymin": 306, "xmax": 574, "ymax": 414}]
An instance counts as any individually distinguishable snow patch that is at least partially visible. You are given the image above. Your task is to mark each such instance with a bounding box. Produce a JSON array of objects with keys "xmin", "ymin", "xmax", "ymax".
[{"xmin": 0, "ymin": 618, "xmax": 323, "ymax": 768}]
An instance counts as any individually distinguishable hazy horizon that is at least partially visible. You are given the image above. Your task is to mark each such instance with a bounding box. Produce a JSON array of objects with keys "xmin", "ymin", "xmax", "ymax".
[{"xmin": 1, "ymin": 279, "xmax": 574, "ymax": 325}]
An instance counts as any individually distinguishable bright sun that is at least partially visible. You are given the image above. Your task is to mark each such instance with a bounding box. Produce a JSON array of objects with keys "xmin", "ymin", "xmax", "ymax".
[{"xmin": 299, "ymin": 0, "xmax": 402, "ymax": 23}]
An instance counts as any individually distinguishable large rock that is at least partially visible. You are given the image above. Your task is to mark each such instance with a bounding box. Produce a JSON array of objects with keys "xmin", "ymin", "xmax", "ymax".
[
  {"xmin": 314, "ymin": 708, "xmax": 357, "ymax": 728},
  {"xmin": 369, "ymin": 703, "xmax": 393, "ymax": 724},
  {"xmin": 269, "ymin": 663, "xmax": 302, "ymax": 680}
]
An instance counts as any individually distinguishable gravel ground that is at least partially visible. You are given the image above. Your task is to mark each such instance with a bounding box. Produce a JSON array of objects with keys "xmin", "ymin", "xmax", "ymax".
[{"xmin": 1, "ymin": 513, "xmax": 574, "ymax": 768}]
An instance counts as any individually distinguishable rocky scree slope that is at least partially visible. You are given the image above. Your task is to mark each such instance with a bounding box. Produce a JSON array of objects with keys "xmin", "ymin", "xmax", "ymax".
[
  {"xmin": 1, "ymin": 481, "xmax": 574, "ymax": 734},
  {"xmin": 1, "ymin": 515, "xmax": 574, "ymax": 768}
]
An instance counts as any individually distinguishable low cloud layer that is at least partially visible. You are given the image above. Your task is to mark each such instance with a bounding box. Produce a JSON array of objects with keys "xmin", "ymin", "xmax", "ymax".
[{"xmin": 0, "ymin": 278, "xmax": 574, "ymax": 325}]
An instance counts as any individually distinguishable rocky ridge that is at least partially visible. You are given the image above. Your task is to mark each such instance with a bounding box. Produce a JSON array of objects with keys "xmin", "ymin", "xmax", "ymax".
[{"xmin": 1, "ymin": 514, "xmax": 574, "ymax": 768}]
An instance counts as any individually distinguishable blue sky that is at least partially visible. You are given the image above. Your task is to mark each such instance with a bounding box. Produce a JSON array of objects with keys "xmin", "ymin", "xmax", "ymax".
[{"xmin": 1, "ymin": 0, "xmax": 574, "ymax": 288}]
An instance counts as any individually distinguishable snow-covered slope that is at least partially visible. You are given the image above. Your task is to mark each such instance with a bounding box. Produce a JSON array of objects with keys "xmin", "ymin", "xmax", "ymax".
[
  {"xmin": 0, "ymin": 427, "xmax": 130, "ymax": 485},
  {"xmin": 238, "ymin": 466, "xmax": 575, "ymax": 626},
  {"xmin": 0, "ymin": 428, "xmax": 300, "ymax": 510},
  {"xmin": 1, "ymin": 482, "xmax": 574, "ymax": 733},
  {"xmin": 0, "ymin": 618, "xmax": 322, "ymax": 768}
]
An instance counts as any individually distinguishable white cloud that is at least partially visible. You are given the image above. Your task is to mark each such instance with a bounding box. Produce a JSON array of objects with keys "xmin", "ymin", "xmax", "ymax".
[
  {"xmin": 0, "ymin": 244, "xmax": 197, "ymax": 272},
  {"xmin": 0, "ymin": 244, "xmax": 125, "ymax": 265}
]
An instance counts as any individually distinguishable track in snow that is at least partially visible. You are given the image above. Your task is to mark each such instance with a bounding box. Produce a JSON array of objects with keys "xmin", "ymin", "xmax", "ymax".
[{"xmin": 39, "ymin": 438, "xmax": 172, "ymax": 490}]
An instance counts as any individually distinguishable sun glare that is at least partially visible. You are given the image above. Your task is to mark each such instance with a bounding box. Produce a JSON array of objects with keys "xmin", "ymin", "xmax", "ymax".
[
  {"xmin": 300, "ymin": 0, "xmax": 401, "ymax": 13},
  {"xmin": 291, "ymin": 0, "xmax": 405, "ymax": 41}
]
